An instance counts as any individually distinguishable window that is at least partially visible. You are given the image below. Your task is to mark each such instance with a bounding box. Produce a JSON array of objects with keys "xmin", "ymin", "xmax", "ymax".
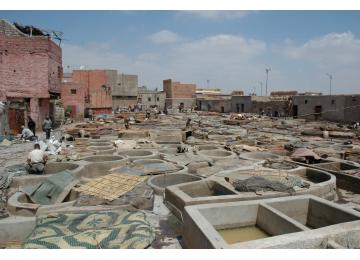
[
  {"xmin": 57, "ymin": 66, "xmax": 62, "ymax": 78},
  {"xmin": 148, "ymin": 97, "xmax": 151, "ymax": 102},
  {"xmin": 331, "ymin": 100, "xmax": 335, "ymax": 105},
  {"xmin": 353, "ymin": 97, "xmax": 357, "ymax": 102},
  {"xmin": 305, "ymin": 100, "xmax": 308, "ymax": 104},
  {"xmin": 157, "ymin": 97, "xmax": 159, "ymax": 102},
  {"xmin": 71, "ymin": 89, "xmax": 77, "ymax": 95}
]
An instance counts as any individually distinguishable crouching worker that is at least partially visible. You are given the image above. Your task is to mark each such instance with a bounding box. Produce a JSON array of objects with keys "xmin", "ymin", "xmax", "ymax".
[
  {"xmin": 25, "ymin": 143, "xmax": 48, "ymax": 175},
  {"xmin": 20, "ymin": 125, "xmax": 36, "ymax": 141}
]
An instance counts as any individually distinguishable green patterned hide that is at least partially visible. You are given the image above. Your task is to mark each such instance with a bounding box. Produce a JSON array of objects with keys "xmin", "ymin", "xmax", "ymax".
[{"xmin": 23, "ymin": 211, "xmax": 155, "ymax": 249}]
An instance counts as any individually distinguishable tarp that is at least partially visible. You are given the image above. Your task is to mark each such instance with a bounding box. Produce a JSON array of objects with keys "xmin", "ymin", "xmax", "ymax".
[
  {"xmin": 21, "ymin": 170, "xmax": 75, "ymax": 205},
  {"xmin": 290, "ymin": 148, "xmax": 321, "ymax": 161},
  {"xmin": 23, "ymin": 210, "xmax": 155, "ymax": 249}
]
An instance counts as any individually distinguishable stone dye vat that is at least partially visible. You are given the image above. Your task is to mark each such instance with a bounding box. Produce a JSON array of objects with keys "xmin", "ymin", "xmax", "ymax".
[
  {"xmin": 196, "ymin": 145, "xmax": 220, "ymax": 151},
  {"xmin": 147, "ymin": 173, "xmax": 202, "ymax": 195},
  {"xmin": 294, "ymin": 158, "xmax": 360, "ymax": 193},
  {"xmin": 165, "ymin": 166, "xmax": 336, "ymax": 220},
  {"xmin": 110, "ymin": 159, "xmax": 187, "ymax": 176},
  {"xmin": 7, "ymin": 189, "xmax": 80, "ymax": 217},
  {"xmin": 74, "ymin": 160, "xmax": 128, "ymax": 179},
  {"xmin": 197, "ymin": 149, "xmax": 237, "ymax": 161},
  {"xmin": 10, "ymin": 162, "xmax": 81, "ymax": 189},
  {"xmin": 87, "ymin": 141, "xmax": 112, "ymax": 147},
  {"xmin": 182, "ymin": 195, "xmax": 360, "ymax": 248},
  {"xmin": 82, "ymin": 155, "xmax": 125, "ymax": 162},
  {"xmin": 117, "ymin": 149, "xmax": 158, "ymax": 160},
  {"xmin": 158, "ymin": 148, "xmax": 178, "ymax": 155},
  {"xmin": 239, "ymin": 152, "xmax": 283, "ymax": 162},
  {"xmin": 87, "ymin": 145, "xmax": 116, "ymax": 155},
  {"xmin": 164, "ymin": 179, "xmax": 239, "ymax": 219}
]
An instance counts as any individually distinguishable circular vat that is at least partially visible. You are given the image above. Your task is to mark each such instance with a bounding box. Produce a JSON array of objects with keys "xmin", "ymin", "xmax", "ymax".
[
  {"xmin": 44, "ymin": 162, "xmax": 79, "ymax": 174},
  {"xmin": 147, "ymin": 173, "xmax": 202, "ymax": 195},
  {"xmin": 87, "ymin": 141, "xmax": 112, "ymax": 147},
  {"xmin": 197, "ymin": 149, "xmax": 237, "ymax": 161},
  {"xmin": 158, "ymin": 148, "xmax": 178, "ymax": 155},
  {"xmin": 111, "ymin": 159, "xmax": 187, "ymax": 176},
  {"xmin": 239, "ymin": 152, "xmax": 283, "ymax": 162},
  {"xmin": 117, "ymin": 149, "xmax": 158, "ymax": 159},
  {"xmin": 82, "ymin": 155, "xmax": 125, "ymax": 162},
  {"xmin": 196, "ymin": 145, "xmax": 220, "ymax": 151},
  {"xmin": 87, "ymin": 146, "xmax": 116, "ymax": 155}
]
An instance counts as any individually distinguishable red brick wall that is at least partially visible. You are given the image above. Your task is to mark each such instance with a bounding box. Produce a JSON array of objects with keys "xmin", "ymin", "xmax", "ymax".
[
  {"xmin": 0, "ymin": 36, "xmax": 62, "ymax": 98},
  {"xmin": 163, "ymin": 79, "xmax": 196, "ymax": 99},
  {"xmin": 61, "ymin": 82, "xmax": 85, "ymax": 118},
  {"xmin": 72, "ymin": 70, "xmax": 112, "ymax": 110}
]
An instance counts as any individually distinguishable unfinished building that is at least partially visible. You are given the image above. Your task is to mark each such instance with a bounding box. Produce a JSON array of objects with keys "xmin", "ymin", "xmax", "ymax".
[
  {"xmin": 137, "ymin": 86, "xmax": 166, "ymax": 111},
  {"xmin": 163, "ymin": 79, "xmax": 196, "ymax": 110},
  {"xmin": 0, "ymin": 19, "xmax": 62, "ymax": 134},
  {"xmin": 112, "ymin": 74, "xmax": 138, "ymax": 110}
]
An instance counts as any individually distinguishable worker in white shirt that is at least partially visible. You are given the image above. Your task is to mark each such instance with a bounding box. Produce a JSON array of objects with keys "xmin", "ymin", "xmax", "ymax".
[
  {"xmin": 25, "ymin": 143, "xmax": 49, "ymax": 174},
  {"xmin": 20, "ymin": 125, "xmax": 35, "ymax": 141}
]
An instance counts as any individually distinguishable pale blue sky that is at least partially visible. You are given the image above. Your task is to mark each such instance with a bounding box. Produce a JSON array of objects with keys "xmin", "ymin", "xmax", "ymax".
[{"xmin": 1, "ymin": 11, "xmax": 360, "ymax": 94}]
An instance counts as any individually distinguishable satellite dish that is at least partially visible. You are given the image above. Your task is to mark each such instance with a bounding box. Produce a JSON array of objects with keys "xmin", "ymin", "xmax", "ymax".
[{"xmin": 79, "ymin": 65, "xmax": 85, "ymax": 70}]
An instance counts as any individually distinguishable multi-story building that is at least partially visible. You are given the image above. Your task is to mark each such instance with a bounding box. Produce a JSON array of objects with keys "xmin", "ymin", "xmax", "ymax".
[
  {"xmin": 112, "ymin": 74, "xmax": 138, "ymax": 110},
  {"xmin": 163, "ymin": 79, "xmax": 196, "ymax": 110},
  {"xmin": 137, "ymin": 86, "xmax": 166, "ymax": 111},
  {"xmin": 0, "ymin": 19, "xmax": 63, "ymax": 134},
  {"xmin": 292, "ymin": 94, "xmax": 360, "ymax": 123}
]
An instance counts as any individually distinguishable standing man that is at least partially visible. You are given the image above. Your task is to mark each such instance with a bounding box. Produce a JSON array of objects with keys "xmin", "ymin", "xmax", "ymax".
[
  {"xmin": 42, "ymin": 117, "xmax": 52, "ymax": 140},
  {"xmin": 27, "ymin": 116, "xmax": 36, "ymax": 137},
  {"xmin": 25, "ymin": 143, "xmax": 48, "ymax": 175}
]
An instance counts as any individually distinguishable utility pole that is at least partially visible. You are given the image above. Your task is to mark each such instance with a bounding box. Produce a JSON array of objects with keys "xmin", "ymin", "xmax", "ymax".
[
  {"xmin": 265, "ymin": 68, "xmax": 271, "ymax": 96},
  {"xmin": 206, "ymin": 79, "xmax": 210, "ymax": 89},
  {"xmin": 259, "ymin": 81, "xmax": 263, "ymax": 96},
  {"xmin": 326, "ymin": 73, "xmax": 333, "ymax": 96}
]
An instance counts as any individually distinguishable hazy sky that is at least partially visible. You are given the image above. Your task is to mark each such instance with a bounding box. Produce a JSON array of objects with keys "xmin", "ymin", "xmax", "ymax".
[{"xmin": 1, "ymin": 11, "xmax": 360, "ymax": 94}]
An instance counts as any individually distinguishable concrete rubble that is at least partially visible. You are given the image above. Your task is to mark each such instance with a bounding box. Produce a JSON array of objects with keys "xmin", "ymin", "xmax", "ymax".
[{"xmin": 0, "ymin": 111, "xmax": 360, "ymax": 249}]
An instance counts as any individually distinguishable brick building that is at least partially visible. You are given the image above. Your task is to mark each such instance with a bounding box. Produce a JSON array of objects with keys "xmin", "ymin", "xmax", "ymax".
[
  {"xmin": 0, "ymin": 19, "xmax": 62, "ymax": 134},
  {"xmin": 61, "ymin": 70, "xmax": 113, "ymax": 118},
  {"xmin": 163, "ymin": 79, "xmax": 196, "ymax": 110}
]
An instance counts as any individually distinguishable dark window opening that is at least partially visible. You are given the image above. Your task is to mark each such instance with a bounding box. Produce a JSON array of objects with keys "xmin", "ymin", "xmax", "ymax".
[
  {"xmin": 71, "ymin": 89, "xmax": 77, "ymax": 95},
  {"xmin": 148, "ymin": 97, "xmax": 151, "ymax": 102},
  {"xmin": 305, "ymin": 100, "xmax": 308, "ymax": 104},
  {"xmin": 331, "ymin": 99, "xmax": 335, "ymax": 105},
  {"xmin": 157, "ymin": 97, "xmax": 159, "ymax": 102}
]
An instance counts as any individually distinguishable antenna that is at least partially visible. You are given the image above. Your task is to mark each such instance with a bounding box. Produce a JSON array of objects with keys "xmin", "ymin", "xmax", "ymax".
[
  {"xmin": 326, "ymin": 73, "xmax": 333, "ymax": 96},
  {"xmin": 265, "ymin": 68, "xmax": 271, "ymax": 96}
]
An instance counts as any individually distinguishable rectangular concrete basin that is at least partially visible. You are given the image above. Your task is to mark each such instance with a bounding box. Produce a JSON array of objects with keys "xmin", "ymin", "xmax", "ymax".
[
  {"xmin": 267, "ymin": 197, "xmax": 360, "ymax": 229},
  {"xmin": 164, "ymin": 179, "xmax": 240, "ymax": 220},
  {"xmin": 182, "ymin": 195, "xmax": 360, "ymax": 249}
]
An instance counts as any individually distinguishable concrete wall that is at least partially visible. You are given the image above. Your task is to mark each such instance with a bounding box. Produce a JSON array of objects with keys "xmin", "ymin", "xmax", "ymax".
[
  {"xmin": 110, "ymin": 73, "xmax": 138, "ymax": 110},
  {"xmin": 112, "ymin": 74, "xmax": 138, "ymax": 97},
  {"xmin": 197, "ymin": 99, "xmax": 232, "ymax": 113},
  {"xmin": 231, "ymin": 96, "xmax": 252, "ymax": 113},
  {"xmin": 112, "ymin": 96, "xmax": 138, "ymax": 109},
  {"xmin": 292, "ymin": 95, "xmax": 360, "ymax": 122},
  {"xmin": 138, "ymin": 90, "xmax": 166, "ymax": 111},
  {"xmin": 60, "ymin": 82, "xmax": 85, "ymax": 118}
]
